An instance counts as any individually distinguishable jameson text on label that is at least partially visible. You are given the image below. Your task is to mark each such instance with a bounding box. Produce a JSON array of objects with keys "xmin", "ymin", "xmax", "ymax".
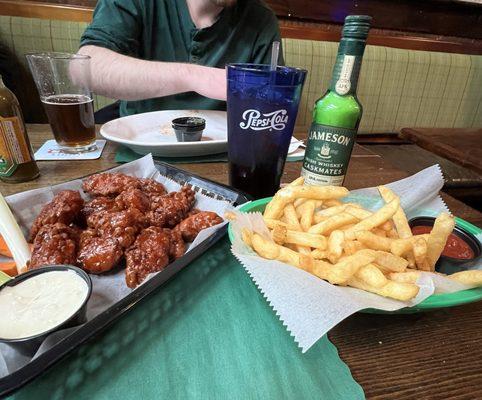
[
  {"xmin": 301, "ymin": 123, "xmax": 356, "ymax": 185},
  {"xmin": 239, "ymin": 109, "xmax": 288, "ymax": 131}
]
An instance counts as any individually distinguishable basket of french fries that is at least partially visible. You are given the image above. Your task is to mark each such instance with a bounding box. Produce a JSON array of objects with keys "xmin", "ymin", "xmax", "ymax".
[{"xmin": 227, "ymin": 169, "xmax": 482, "ymax": 351}]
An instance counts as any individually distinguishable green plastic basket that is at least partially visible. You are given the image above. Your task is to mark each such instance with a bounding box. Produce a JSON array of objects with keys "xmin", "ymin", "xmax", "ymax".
[{"xmin": 227, "ymin": 197, "xmax": 482, "ymax": 313}]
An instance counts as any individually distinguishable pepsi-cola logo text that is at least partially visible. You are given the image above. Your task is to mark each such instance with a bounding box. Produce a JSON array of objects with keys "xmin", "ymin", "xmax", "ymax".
[{"xmin": 239, "ymin": 109, "xmax": 288, "ymax": 131}]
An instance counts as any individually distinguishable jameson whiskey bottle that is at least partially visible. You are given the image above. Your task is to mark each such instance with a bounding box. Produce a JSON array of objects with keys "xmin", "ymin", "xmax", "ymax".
[
  {"xmin": 301, "ymin": 15, "xmax": 371, "ymax": 186},
  {"xmin": 0, "ymin": 75, "xmax": 39, "ymax": 183}
]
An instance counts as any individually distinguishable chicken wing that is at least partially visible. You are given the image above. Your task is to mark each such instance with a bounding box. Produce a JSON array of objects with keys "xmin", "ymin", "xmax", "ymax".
[
  {"xmin": 77, "ymin": 230, "xmax": 123, "ymax": 274},
  {"xmin": 29, "ymin": 190, "xmax": 84, "ymax": 241},
  {"xmin": 174, "ymin": 211, "xmax": 223, "ymax": 242},
  {"xmin": 115, "ymin": 188, "xmax": 150, "ymax": 213},
  {"xmin": 146, "ymin": 186, "xmax": 196, "ymax": 228},
  {"xmin": 82, "ymin": 173, "xmax": 141, "ymax": 197},
  {"xmin": 87, "ymin": 208, "xmax": 144, "ymax": 248},
  {"xmin": 29, "ymin": 223, "xmax": 80, "ymax": 269},
  {"xmin": 125, "ymin": 227, "xmax": 171, "ymax": 288}
]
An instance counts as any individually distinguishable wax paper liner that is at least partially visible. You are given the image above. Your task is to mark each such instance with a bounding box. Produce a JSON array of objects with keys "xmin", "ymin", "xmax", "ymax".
[
  {"xmin": 230, "ymin": 165, "xmax": 481, "ymax": 352},
  {"xmin": 0, "ymin": 154, "xmax": 230, "ymax": 377}
]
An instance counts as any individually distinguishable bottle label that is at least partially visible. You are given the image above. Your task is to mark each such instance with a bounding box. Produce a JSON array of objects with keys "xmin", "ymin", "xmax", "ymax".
[
  {"xmin": 301, "ymin": 123, "xmax": 357, "ymax": 186},
  {"xmin": 335, "ymin": 55, "xmax": 355, "ymax": 95},
  {"xmin": 0, "ymin": 116, "xmax": 32, "ymax": 177}
]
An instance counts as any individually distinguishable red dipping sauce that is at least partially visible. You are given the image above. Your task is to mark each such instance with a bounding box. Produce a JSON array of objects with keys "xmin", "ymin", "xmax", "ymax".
[{"xmin": 411, "ymin": 225, "xmax": 475, "ymax": 260}]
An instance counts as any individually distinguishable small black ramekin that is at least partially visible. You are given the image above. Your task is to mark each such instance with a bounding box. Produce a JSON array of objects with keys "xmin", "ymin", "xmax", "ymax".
[
  {"xmin": 408, "ymin": 216, "xmax": 481, "ymax": 272},
  {"xmin": 0, "ymin": 265, "xmax": 92, "ymax": 356},
  {"xmin": 172, "ymin": 117, "xmax": 206, "ymax": 142}
]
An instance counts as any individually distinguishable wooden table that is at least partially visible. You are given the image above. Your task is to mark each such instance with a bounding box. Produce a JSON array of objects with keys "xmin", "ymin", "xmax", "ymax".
[
  {"xmin": 400, "ymin": 128, "xmax": 482, "ymax": 175},
  {"xmin": 2, "ymin": 125, "xmax": 482, "ymax": 399}
]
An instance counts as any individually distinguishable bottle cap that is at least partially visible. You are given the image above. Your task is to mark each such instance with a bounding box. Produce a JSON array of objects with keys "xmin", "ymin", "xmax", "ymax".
[{"xmin": 342, "ymin": 15, "xmax": 372, "ymax": 40}]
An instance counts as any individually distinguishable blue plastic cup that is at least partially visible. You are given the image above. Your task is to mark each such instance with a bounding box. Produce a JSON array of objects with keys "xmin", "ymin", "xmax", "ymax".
[{"xmin": 226, "ymin": 64, "xmax": 306, "ymax": 199}]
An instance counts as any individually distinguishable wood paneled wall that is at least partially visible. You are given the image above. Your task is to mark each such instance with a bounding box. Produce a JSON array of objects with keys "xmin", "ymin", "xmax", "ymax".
[{"xmin": 1, "ymin": 0, "xmax": 481, "ymax": 54}]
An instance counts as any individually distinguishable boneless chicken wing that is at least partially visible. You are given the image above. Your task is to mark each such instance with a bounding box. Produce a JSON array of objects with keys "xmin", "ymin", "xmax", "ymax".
[
  {"xmin": 29, "ymin": 190, "xmax": 84, "ymax": 241},
  {"xmin": 146, "ymin": 186, "xmax": 196, "ymax": 228},
  {"xmin": 77, "ymin": 230, "xmax": 123, "ymax": 274},
  {"xmin": 82, "ymin": 197, "xmax": 118, "ymax": 218},
  {"xmin": 88, "ymin": 208, "xmax": 144, "ymax": 249},
  {"xmin": 125, "ymin": 227, "xmax": 171, "ymax": 288},
  {"xmin": 175, "ymin": 211, "xmax": 223, "ymax": 242},
  {"xmin": 139, "ymin": 178, "xmax": 167, "ymax": 197},
  {"xmin": 29, "ymin": 223, "xmax": 80, "ymax": 269},
  {"xmin": 82, "ymin": 173, "xmax": 141, "ymax": 197},
  {"xmin": 115, "ymin": 188, "xmax": 150, "ymax": 213}
]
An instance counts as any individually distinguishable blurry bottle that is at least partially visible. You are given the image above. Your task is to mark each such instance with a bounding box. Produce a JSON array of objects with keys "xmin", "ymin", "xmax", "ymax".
[{"xmin": 0, "ymin": 75, "xmax": 39, "ymax": 183}]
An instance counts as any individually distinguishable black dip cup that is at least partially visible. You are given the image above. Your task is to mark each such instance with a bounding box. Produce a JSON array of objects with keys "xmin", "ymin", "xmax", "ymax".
[
  {"xmin": 172, "ymin": 117, "xmax": 206, "ymax": 142},
  {"xmin": 0, "ymin": 265, "xmax": 92, "ymax": 356},
  {"xmin": 408, "ymin": 216, "xmax": 481, "ymax": 273}
]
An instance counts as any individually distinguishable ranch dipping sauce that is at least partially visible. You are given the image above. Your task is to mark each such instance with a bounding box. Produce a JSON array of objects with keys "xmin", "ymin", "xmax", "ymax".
[{"xmin": 0, "ymin": 270, "xmax": 88, "ymax": 339}]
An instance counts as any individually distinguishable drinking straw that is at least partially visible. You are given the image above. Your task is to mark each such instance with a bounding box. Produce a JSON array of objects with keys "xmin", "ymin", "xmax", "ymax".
[{"xmin": 270, "ymin": 41, "xmax": 280, "ymax": 71}]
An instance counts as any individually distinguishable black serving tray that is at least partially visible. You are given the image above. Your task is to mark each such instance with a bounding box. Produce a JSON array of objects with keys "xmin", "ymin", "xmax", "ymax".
[{"xmin": 0, "ymin": 161, "xmax": 250, "ymax": 398}]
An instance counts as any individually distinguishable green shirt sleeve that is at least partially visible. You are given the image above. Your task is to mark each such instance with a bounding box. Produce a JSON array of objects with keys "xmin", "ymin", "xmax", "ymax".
[
  {"xmin": 250, "ymin": 9, "xmax": 285, "ymax": 66},
  {"xmin": 80, "ymin": 0, "xmax": 141, "ymax": 56}
]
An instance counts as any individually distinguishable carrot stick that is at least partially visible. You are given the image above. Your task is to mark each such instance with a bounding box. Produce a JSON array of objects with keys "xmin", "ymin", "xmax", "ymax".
[
  {"xmin": 0, "ymin": 235, "xmax": 12, "ymax": 258},
  {"xmin": 0, "ymin": 260, "xmax": 17, "ymax": 277}
]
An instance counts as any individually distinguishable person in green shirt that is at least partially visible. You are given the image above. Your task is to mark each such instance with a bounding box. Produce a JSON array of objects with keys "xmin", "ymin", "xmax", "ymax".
[{"xmin": 78, "ymin": 0, "xmax": 283, "ymax": 120}]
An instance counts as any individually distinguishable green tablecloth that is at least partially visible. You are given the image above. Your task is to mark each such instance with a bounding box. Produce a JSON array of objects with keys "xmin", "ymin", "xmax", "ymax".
[
  {"xmin": 10, "ymin": 238, "xmax": 364, "ymax": 400},
  {"xmin": 115, "ymin": 146, "xmax": 305, "ymax": 164}
]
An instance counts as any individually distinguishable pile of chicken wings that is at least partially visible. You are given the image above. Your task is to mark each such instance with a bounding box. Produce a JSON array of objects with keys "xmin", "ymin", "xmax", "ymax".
[{"xmin": 28, "ymin": 172, "xmax": 223, "ymax": 288}]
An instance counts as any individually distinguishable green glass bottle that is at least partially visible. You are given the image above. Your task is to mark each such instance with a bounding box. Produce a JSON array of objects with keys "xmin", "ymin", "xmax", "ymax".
[{"xmin": 301, "ymin": 15, "xmax": 371, "ymax": 186}]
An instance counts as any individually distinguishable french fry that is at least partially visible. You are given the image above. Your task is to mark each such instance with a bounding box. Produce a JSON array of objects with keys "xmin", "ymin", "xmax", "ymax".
[
  {"xmin": 329, "ymin": 249, "xmax": 377, "ymax": 284},
  {"xmin": 378, "ymin": 186, "xmax": 412, "ymax": 239},
  {"xmin": 381, "ymin": 220, "xmax": 394, "ymax": 232},
  {"xmin": 347, "ymin": 276, "xmax": 419, "ymax": 301},
  {"xmin": 413, "ymin": 237, "xmax": 431, "ymax": 271},
  {"xmin": 300, "ymin": 200, "xmax": 317, "ymax": 231},
  {"xmin": 308, "ymin": 213, "xmax": 358, "ymax": 235},
  {"xmin": 283, "ymin": 204, "xmax": 303, "ymax": 231},
  {"xmin": 355, "ymin": 263, "xmax": 387, "ymax": 288},
  {"xmin": 264, "ymin": 218, "xmax": 287, "ymax": 229},
  {"xmin": 449, "ymin": 270, "xmax": 482, "ymax": 286},
  {"xmin": 339, "ymin": 223, "xmax": 356, "ymax": 231},
  {"xmin": 312, "ymin": 249, "xmax": 329, "ymax": 260},
  {"xmin": 355, "ymin": 231, "xmax": 393, "ymax": 251},
  {"xmin": 426, "ymin": 213, "xmax": 455, "ymax": 269},
  {"xmin": 372, "ymin": 228, "xmax": 387, "ymax": 237},
  {"xmin": 314, "ymin": 204, "xmax": 348, "ymax": 222},
  {"xmin": 289, "ymin": 177, "xmax": 305, "ymax": 186},
  {"xmin": 294, "ymin": 198, "xmax": 308, "ymax": 208},
  {"xmin": 327, "ymin": 230, "xmax": 344, "ymax": 263},
  {"xmin": 280, "ymin": 185, "xmax": 349, "ymax": 203},
  {"xmin": 251, "ymin": 233, "xmax": 313, "ymax": 272},
  {"xmin": 388, "ymin": 270, "xmax": 422, "ymax": 284},
  {"xmin": 345, "ymin": 206, "xmax": 372, "ymax": 220},
  {"xmin": 344, "ymin": 198, "xmax": 400, "ymax": 240},
  {"xmin": 374, "ymin": 251, "xmax": 409, "ymax": 273},
  {"xmin": 241, "ymin": 228, "xmax": 253, "ymax": 247},
  {"xmin": 387, "ymin": 228, "xmax": 399, "ymax": 239},
  {"xmin": 273, "ymin": 227, "xmax": 328, "ymax": 249},
  {"xmin": 323, "ymin": 199, "xmax": 343, "ymax": 208}
]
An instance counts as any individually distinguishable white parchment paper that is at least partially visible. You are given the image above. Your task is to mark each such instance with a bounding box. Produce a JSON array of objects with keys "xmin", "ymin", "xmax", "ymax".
[
  {"xmin": 230, "ymin": 165, "xmax": 482, "ymax": 352},
  {"xmin": 0, "ymin": 155, "xmax": 230, "ymax": 377}
]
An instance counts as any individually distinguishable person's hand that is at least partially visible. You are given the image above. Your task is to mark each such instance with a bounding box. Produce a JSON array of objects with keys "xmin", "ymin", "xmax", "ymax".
[{"xmin": 191, "ymin": 66, "xmax": 227, "ymax": 101}]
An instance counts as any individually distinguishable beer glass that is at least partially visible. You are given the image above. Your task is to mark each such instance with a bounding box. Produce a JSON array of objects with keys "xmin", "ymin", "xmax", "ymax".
[
  {"xmin": 26, "ymin": 53, "xmax": 96, "ymax": 153},
  {"xmin": 227, "ymin": 64, "xmax": 306, "ymax": 199}
]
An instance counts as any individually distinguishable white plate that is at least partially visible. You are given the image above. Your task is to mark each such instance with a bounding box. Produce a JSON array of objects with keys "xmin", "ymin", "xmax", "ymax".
[{"xmin": 100, "ymin": 110, "xmax": 227, "ymax": 157}]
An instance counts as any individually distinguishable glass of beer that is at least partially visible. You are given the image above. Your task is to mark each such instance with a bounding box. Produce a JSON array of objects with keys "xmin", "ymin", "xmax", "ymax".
[
  {"xmin": 26, "ymin": 53, "xmax": 96, "ymax": 153},
  {"xmin": 227, "ymin": 64, "xmax": 306, "ymax": 199}
]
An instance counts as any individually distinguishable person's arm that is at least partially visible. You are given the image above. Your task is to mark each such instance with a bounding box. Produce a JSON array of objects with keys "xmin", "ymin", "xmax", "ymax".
[{"xmin": 78, "ymin": 45, "xmax": 226, "ymax": 101}]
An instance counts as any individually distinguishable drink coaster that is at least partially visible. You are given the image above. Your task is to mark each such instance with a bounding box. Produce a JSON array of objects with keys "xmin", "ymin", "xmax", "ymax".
[{"xmin": 34, "ymin": 140, "xmax": 106, "ymax": 160}]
